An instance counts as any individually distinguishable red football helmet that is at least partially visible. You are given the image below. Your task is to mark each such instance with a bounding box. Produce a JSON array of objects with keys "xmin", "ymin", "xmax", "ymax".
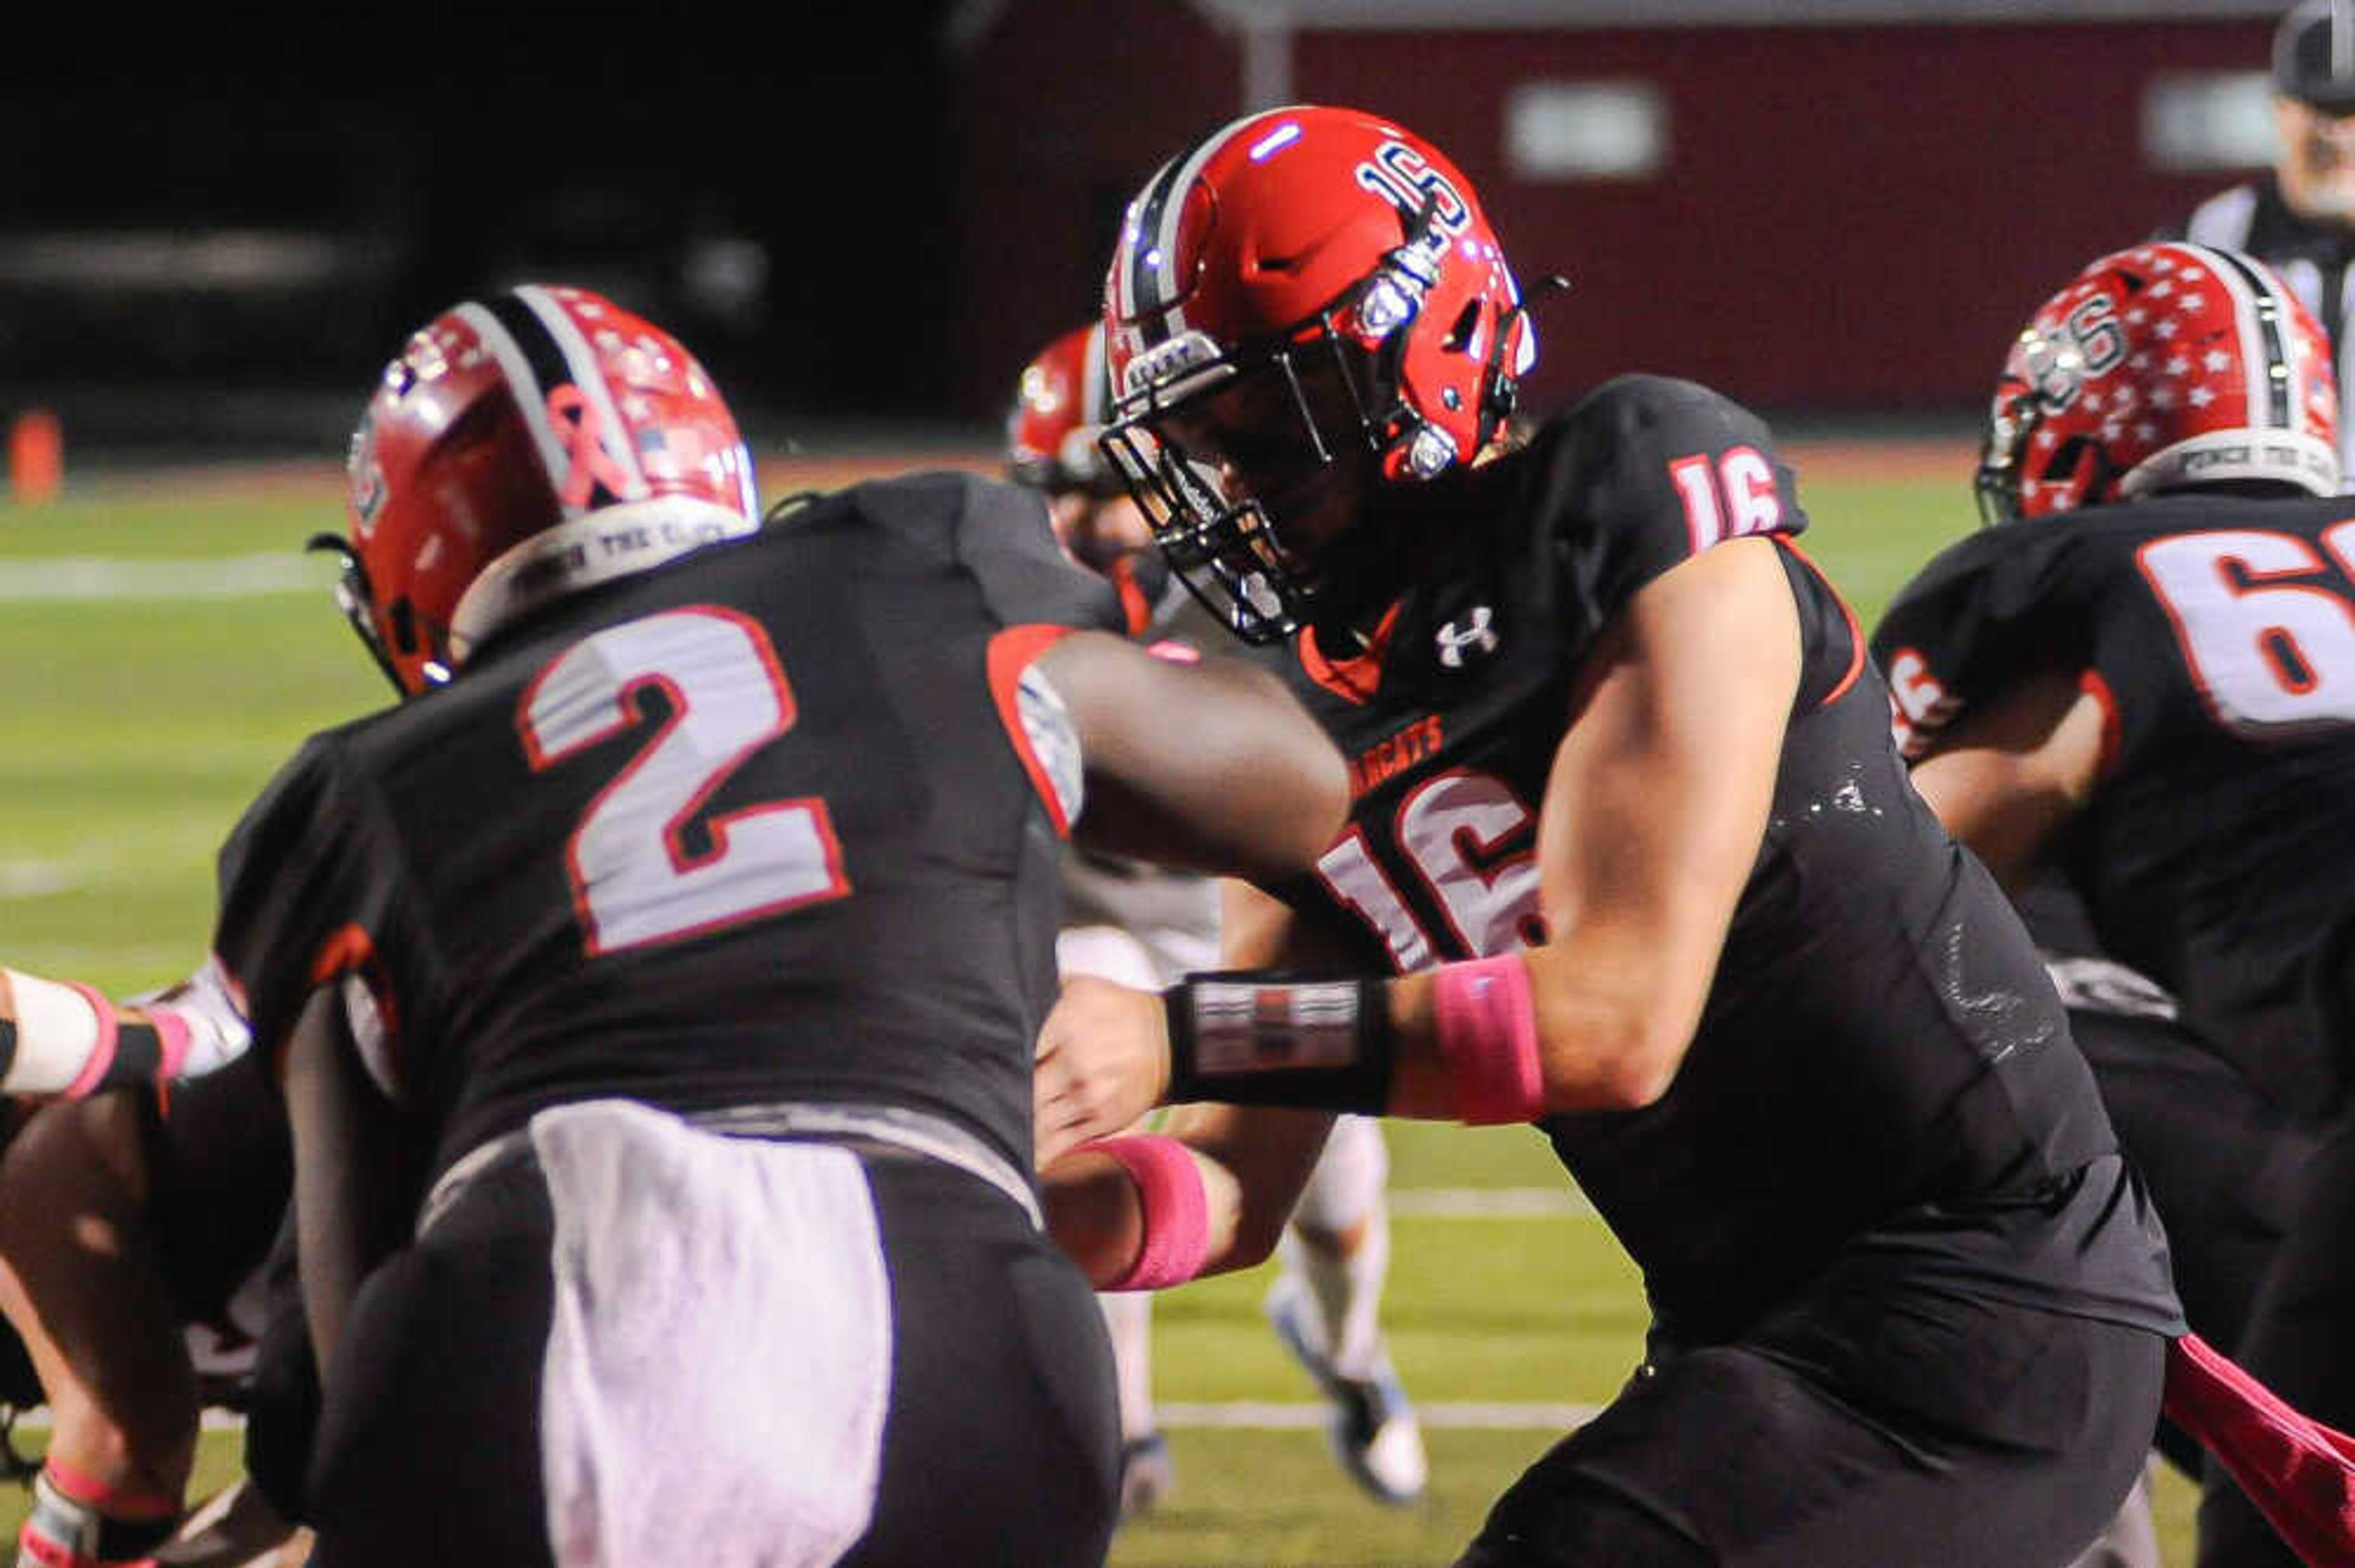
[
  {"xmin": 1976, "ymin": 242, "xmax": 2340, "ymax": 524},
  {"xmin": 321, "ymin": 283, "xmax": 762, "ymax": 695},
  {"xmin": 1098, "ymin": 104, "xmax": 1541, "ymax": 642},
  {"xmin": 1005, "ymin": 321, "xmax": 1122, "ymax": 499}
]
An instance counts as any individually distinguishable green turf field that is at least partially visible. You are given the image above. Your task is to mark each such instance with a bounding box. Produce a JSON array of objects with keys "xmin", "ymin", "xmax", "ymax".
[{"xmin": 0, "ymin": 445, "xmax": 2207, "ymax": 1562}]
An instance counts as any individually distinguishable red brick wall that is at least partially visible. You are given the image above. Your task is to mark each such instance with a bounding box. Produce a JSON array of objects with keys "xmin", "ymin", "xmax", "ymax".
[{"xmin": 950, "ymin": 9, "xmax": 2273, "ymax": 421}]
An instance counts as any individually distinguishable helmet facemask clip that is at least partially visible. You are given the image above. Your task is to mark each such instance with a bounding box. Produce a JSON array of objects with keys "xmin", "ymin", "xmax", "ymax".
[{"xmin": 306, "ymin": 532, "xmax": 418, "ymax": 697}]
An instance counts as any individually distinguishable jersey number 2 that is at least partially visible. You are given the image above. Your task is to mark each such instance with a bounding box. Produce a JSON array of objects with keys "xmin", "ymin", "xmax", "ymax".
[{"xmin": 519, "ymin": 608, "xmax": 849, "ymax": 957}]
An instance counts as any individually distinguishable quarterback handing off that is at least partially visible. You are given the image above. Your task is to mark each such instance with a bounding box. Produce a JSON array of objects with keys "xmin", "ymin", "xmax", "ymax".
[{"xmin": 1033, "ymin": 104, "xmax": 2187, "ymax": 1567}]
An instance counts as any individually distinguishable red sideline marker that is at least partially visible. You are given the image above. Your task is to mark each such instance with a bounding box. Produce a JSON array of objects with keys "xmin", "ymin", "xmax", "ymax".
[{"xmin": 9, "ymin": 409, "xmax": 62, "ymax": 504}]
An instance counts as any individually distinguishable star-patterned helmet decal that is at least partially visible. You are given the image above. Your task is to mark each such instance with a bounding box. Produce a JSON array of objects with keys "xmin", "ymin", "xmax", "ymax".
[{"xmin": 1978, "ymin": 242, "xmax": 2342, "ymax": 522}]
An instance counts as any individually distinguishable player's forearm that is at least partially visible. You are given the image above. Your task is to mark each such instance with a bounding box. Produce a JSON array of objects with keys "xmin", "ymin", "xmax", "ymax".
[
  {"xmin": 1387, "ymin": 941, "xmax": 1691, "ymax": 1117},
  {"xmin": 1161, "ymin": 935, "xmax": 1699, "ymax": 1126},
  {"xmin": 1041, "ymin": 1135, "xmax": 1253, "ymax": 1288},
  {"xmin": 0, "ymin": 961, "xmax": 250, "ymax": 1098}
]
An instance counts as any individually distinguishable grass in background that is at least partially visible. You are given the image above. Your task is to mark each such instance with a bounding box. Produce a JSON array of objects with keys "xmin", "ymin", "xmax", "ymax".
[{"xmin": 0, "ymin": 445, "xmax": 2205, "ymax": 1563}]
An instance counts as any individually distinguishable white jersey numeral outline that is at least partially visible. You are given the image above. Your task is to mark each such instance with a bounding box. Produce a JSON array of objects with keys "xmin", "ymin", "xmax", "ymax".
[
  {"xmin": 1315, "ymin": 769, "xmax": 1545, "ymax": 972},
  {"xmin": 1668, "ymin": 446, "xmax": 1782, "ymax": 556},
  {"xmin": 2136, "ymin": 521, "xmax": 2355, "ymax": 739}
]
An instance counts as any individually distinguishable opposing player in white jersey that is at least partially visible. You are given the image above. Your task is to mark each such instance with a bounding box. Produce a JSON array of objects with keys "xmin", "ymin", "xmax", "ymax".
[{"xmin": 1009, "ymin": 324, "xmax": 1426, "ymax": 1509}]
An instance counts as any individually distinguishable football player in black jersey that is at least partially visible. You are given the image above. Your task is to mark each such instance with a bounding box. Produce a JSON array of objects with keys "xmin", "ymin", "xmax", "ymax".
[
  {"xmin": 196, "ymin": 285, "xmax": 1349, "ymax": 1568},
  {"xmin": 1873, "ymin": 239, "xmax": 2355, "ymax": 1568},
  {"xmin": 1029, "ymin": 103, "xmax": 2185, "ymax": 1568}
]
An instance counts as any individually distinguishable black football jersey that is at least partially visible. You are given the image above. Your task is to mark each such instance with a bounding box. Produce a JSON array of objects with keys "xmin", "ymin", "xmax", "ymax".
[
  {"xmin": 211, "ymin": 472, "xmax": 1124, "ymax": 1182},
  {"xmin": 1874, "ymin": 491, "xmax": 2355, "ymax": 1120},
  {"xmin": 1255, "ymin": 375, "xmax": 2177, "ymax": 1343}
]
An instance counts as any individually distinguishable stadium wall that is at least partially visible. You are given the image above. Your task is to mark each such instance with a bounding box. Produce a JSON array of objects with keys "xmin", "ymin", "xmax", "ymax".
[{"xmin": 948, "ymin": 4, "xmax": 2275, "ymax": 421}]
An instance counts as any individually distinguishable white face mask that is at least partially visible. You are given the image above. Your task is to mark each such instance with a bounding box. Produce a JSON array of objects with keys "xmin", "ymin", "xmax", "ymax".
[{"xmin": 2279, "ymin": 97, "xmax": 2355, "ymax": 220}]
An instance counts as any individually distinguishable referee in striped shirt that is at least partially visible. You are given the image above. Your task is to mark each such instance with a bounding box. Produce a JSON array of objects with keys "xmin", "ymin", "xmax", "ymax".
[{"xmin": 2173, "ymin": 0, "xmax": 2355, "ymax": 489}]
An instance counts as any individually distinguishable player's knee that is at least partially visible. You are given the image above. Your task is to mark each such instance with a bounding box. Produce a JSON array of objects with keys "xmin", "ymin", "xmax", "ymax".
[
  {"xmin": 1465, "ymin": 1477, "xmax": 1715, "ymax": 1568},
  {"xmin": 0, "ymin": 1093, "xmax": 148, "ymax": 1240}
]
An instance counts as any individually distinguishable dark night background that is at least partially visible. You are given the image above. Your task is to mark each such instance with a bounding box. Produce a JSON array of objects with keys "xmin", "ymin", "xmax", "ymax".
[
  {"xmin": 0, "ymin": 8, "xmax": 966, "ymax": 451},
  {"xmin": 0, "ymin": 6, "xmax": 2299, "ymax": 454}
]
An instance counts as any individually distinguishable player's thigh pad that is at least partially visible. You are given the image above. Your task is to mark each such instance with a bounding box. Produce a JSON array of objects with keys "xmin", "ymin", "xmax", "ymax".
[
  {"xmin": 303, "ymin": 1149, "xmax": 556, "ymax": 1568},
  {"xmin": 841, "ymin": 1150, "xmax": 1121, "ymax": 1568},
  {"xmin": 139, "ymin": 1047, "xmax": 293, "ymax": 1327},
  {"xmin": 1468, "ymin": 1288, "xmax": 2165, "ymax": 1568},
  {"xmin": 308, "ymin": 1111, "xmax": 1121, "ymax": 1568}
]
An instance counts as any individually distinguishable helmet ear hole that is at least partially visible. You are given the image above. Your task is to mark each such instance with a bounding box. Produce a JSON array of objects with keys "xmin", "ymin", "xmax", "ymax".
[
  {"xmin": 388, "ymin": 598, "xmax": 420, "ymax": 656},
  {"xmin": 1443, "ymin": 300, "xmax": 1482, "ymax": 355},
  {"xmin": 2042, "ymin": 435, "xmax": 2118, "ymax": 509}
]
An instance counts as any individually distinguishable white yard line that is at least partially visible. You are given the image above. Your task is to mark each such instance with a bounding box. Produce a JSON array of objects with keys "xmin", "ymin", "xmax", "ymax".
[
  {"xmin": 0, "ymin": 556, "xmax": 323, "ymax": 600},
  {"xmin": 1387, "ymin": 1187, "xmax": 1592, "ymax": 1218},
  {"xmin": 7, "ymin": 1404, "xmax": 1601, "ymax": 1435},
  {"xmin": 1146, "ymin": 1401, "xmax": 1598, "ymax": 1430},
  {"xmin": 0, "ymin": 861, "xmax": 79, "ymax": 898}
]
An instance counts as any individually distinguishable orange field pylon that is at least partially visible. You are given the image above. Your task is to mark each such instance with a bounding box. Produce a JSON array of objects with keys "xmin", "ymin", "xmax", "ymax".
[{"xmin": 9, "ymin": 408, "xmax": 63, "ymax": 503}]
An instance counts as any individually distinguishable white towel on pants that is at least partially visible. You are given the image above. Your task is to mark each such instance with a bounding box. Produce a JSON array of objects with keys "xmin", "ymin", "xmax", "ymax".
[{"xmin": 533, "ymin": 1098, "xmax": 893, "ymax": 1567}]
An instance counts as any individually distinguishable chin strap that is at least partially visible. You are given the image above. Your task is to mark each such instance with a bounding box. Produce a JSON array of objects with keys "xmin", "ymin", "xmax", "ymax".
[{"xmin": 1479, "ymin": 273, "xmax": 1569, "ymax": 450}]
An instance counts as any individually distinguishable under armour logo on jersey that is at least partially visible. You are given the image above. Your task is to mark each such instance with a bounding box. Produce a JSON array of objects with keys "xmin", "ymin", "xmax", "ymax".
[{"xmin": 1435, "ymin": 606, "xmax": 1498, "ymax": 668}]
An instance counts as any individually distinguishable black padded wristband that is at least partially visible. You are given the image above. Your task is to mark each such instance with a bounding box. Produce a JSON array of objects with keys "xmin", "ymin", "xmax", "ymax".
[
  {"xmin": 1163, "ymin": 973, "xmax": 1396, "ymax": 1113},
  {"xmin": 93, "ymin": 1020, "xmax": 169, "ymax": 1094}
]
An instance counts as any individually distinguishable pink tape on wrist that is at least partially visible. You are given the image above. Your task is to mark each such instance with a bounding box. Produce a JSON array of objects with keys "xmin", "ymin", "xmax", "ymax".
[
  {"xmin": 39, "ymin": 1454, "xmax": 178, "ymax": 1517},
  {"xmin": 1432, "ymin": 955, "xmax": 1544, "ymax": 1125},
  {"xmin": 146, "ymin": 1006, "xmax": 192, "ymax": 1080},
  {"xmin": 59, "ymin": 983, "xmax": 121, "ymax": 1101},
  {"xmin": 1081, "ymin": 1134, "xmax": 1210, "ymax": 1291}
]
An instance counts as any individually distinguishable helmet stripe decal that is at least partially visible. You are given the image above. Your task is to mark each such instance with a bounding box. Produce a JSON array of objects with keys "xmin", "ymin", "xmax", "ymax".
[
  {"xmin": 2191, "ymin": 243, "xmax": 2294, "ymax": 430},
  {"xmin": 1124, "ymin": 112, "xmax": 1271, "ymax": 348},
  {"xmin": 457, "ymin": 299, "xmax": 578, "ymax": 515},
  {"xmin": 1120, "ymin": 155, "xmax": 1190, "ymax": 350},
  {"xmin": 1080, "ymin": 322, "xmax": 1111, "ymax": 427},
  {"xmin": 515, "ymin": 285, "xmax": 651, "ymax": 502},
  {"xmin": 468, "ymin": 291, "xmax": 650, "ymax": 519}
]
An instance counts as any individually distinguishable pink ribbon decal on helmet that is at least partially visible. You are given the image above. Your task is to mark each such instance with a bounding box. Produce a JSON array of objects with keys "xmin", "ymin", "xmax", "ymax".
[{"xmin": 546, "ymin": 384, "xmax": 635, "ymax": 510}]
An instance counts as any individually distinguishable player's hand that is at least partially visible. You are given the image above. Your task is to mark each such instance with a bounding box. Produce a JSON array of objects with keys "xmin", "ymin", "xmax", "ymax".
[{"xmin": 1033, "ymin": 976, "xmax": 1170, "ymax": 1166}]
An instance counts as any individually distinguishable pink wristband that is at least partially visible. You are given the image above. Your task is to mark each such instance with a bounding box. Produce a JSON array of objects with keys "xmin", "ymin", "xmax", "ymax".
[
  {"xmin": 58, "ymin": 982, "xmax": 121, "ymax": 1101},
  {"xmin": 1432, "ymin": 955, "xmax": 1544, "ymax": 1125},
  {"xmin": 146, "ymin": 1006, "xmax": 193, "ymax": 1080},
  {"xmin": 1080, "ymin": 1134, "xmax": 1210, "ymax": 1291},
  {"xmin": 39, "ymin": 1455, "xmax": 176, "ymax": 1516}
]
